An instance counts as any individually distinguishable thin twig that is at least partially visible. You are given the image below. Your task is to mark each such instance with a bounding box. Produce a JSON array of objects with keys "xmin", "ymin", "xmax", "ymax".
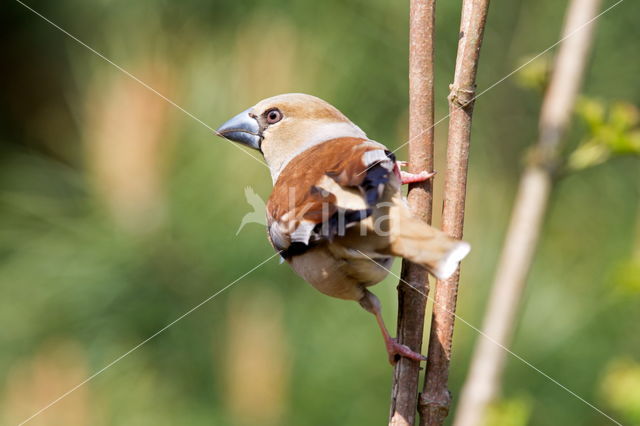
[
  {"xmin": 389, "ymin": 1, "xmax": 436, "ymax": 425},
  {"xmin": 418, "ymin": 0, "xmax": 490, "ymax": 424},
  {"xmin": 453, "ymin": 1, "xmax": 603, "ymax": 425}
]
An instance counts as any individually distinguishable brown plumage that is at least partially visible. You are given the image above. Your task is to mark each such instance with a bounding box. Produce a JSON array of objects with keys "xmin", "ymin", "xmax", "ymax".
[{"xmin": 217, "ymin": 93, "xmax": 470, "ymax": 364}]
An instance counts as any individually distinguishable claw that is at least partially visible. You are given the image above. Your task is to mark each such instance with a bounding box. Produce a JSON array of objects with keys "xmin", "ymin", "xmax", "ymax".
[
  {"xmin": 385, "ymin": 337, "xmax": 428, "ymax": 365},
  {"xmin": 400, "ymin": 170, "xmax": 436, "ymax": 184},
  {"xmin": 359, "ymin": 290, "xmax": 427, "ymax": 366},
  {"xmin": 394, "ymin": 161, "xmax": 436, "ymax": 184}
]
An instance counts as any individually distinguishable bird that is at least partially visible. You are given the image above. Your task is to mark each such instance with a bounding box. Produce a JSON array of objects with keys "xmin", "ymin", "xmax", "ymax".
[{"xmin": 216, "ymin": 93, "xmax": 470, "ymax": 364}]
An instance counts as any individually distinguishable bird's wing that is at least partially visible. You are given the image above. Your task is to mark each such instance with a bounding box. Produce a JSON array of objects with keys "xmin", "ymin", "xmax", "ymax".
[{"xmin": 266, "ymin": 137, "xmax": 398, "ymax": 258}]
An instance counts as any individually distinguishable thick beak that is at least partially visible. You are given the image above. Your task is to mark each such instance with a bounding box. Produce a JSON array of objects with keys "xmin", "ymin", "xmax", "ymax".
[{"xmin": 216, "ymin": 108, "xmax": 262, "ymax": 150}]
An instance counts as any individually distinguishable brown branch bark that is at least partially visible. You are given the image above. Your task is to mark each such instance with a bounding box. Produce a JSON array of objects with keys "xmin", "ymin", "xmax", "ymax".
[
  {"xmin": 388, "ymin": 1, "xmax": 436, "ymax": 425},
  {"xmin": 419, "ymin": 0, "xmax": 490, "ymax": 424},
  {"xmin": 453, "ymin": 1, "xmax": 602, "ymax": 425}
]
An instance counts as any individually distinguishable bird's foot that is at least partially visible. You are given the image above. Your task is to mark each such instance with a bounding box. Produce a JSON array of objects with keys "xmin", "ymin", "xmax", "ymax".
[
  {"xmin": 360, "ymin": 290, "xmax": 428, "ymax": 366},
  {"xmin": 384, "ymin": 337, "xmax": 427, "ymax": 365},
  {"xmin": 395, "ymin": 161, "xmax": 436, "ymax": 184},
  {"xmin": 400, "ymin": 170, "xmax": 436, "ymax": 184}
]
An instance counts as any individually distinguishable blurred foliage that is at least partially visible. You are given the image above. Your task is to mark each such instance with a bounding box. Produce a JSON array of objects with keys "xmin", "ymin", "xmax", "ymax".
[
  {"xmin": 598, "ymin": 357, "xmax": 640, "ymax": 424},
  {"xmin": 514, "ymin": 54, "xmax": 551, "ymax": 93},
  {"xmin": 484, "ymin": 395, "xmax": 532, "ymax": 426},
  {"xmin": 569, "ymin": 98, "xmax": 640, "ymax": 170},
  {"xmin": 613, "ymin": 257, "xmax": 640, "ymax": 293},
  {"xmin": 514, "ymin": 56, "xmax": 640, "ymax": 173},
  {"xmin": 0, "ymin": 0, "xmax": 639, "ymax": 425}
]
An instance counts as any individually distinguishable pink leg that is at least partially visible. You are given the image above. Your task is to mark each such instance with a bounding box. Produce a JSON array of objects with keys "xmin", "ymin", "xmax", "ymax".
[
  {"xmin": 400, "ymin": 170, "xmax": 436, "ymax": 184},
  {"xmin": 359, "ymin": 290, "xmax": 427, "ymax": 365},
  {"xmin": 394, "ymin": 161, "xmax": 436, "ymax": 185}
]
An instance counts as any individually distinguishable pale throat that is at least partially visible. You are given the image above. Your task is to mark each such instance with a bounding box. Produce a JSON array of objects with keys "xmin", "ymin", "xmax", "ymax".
[{"xmin": 264, "ymin": 120, "xmax": 367, "ymax": 184}]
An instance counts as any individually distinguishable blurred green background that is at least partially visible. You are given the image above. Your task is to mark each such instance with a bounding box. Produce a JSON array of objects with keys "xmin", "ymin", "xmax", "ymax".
[{"xmin": 1, "ymin": 0, "xmax": 639, "ymax": 425}]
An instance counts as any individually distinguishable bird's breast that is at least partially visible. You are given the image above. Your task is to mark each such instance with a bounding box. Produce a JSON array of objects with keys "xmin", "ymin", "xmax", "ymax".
[{"xmin": 287, "ymin": 244, "xmax": 392, "ymax": 301}]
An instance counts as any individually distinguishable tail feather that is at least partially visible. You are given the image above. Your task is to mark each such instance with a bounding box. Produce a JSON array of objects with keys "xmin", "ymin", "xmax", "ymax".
[
  {"xmin": 388, "ymin": 202, "xmax": 470, "ymax": 279},
  {"xmin": 429, "ymin": 240, "xmax": 471, "ymax": 279}
]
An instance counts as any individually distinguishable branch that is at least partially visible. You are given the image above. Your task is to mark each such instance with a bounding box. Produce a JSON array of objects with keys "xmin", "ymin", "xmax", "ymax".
[
  {"xmin": 419, "ymin": 0, "xmax": 490, "ymax": 424},
  {"xmin": 453, "ymin": 1, "xmax": 602, "ymax": 425},
  {"xmin": 388, "ymin": 1, "xmax": 436, "ymax": 425}
]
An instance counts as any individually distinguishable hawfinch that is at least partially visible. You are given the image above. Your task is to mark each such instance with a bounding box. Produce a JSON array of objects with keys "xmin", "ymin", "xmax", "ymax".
[{"xmin": 216, "ymin": 93, "xmax": 470, "ymax": 364}]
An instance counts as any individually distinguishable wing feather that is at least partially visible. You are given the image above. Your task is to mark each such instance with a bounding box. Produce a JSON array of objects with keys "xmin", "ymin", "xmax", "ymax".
[{"xmin": 266, "ymin": 137, "xmax": 397, "ymax": 258}]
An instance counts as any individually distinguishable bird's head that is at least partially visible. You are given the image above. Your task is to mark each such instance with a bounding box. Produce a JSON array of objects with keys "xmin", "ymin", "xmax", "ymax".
[{"xmin": 216, "ymin": 93, "xmax": 366, "ymax": 181}]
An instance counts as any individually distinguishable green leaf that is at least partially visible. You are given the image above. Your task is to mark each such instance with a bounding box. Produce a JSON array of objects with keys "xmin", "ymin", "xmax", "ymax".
[
  {"xmin": 576, "ymin": 97, "xmax": 606, "ymax": 133},
  {"xmin": 569, "ymin": 98, "xmax": 640, "ymax": 171},
  {"xmin": 609, "ymin": 102, "xmax": 639, "ymax": 133}
]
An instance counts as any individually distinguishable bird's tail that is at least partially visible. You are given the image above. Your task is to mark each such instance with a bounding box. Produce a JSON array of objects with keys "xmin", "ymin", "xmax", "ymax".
[{"xmin": 387, "ymin": 203, "xmax": 470, "ymax": 280}]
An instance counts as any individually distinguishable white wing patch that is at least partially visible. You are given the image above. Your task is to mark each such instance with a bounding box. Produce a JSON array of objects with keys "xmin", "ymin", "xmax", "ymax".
[
  {"xmin": 290, "ymin": 220, "xmax": 316, "ymax": 245},
  {"xmin": 362, "ymin": 149, "xmax": 389, "ymax": 166}
]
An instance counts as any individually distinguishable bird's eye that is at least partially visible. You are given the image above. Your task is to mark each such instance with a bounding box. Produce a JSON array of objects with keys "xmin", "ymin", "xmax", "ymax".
[{"xmin": 265, "ymin": 108, "xmax": 283, "ymax": 124}]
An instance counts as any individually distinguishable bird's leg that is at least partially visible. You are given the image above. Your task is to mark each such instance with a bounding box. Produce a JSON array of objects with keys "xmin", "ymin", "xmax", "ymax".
[
  {"xmin": 359, "ymin": 290, "xmax": 427, "ymax": 365},
  {"xmin": 394, "ymin": 161, "xmax": 436, "ymax": 185}
]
